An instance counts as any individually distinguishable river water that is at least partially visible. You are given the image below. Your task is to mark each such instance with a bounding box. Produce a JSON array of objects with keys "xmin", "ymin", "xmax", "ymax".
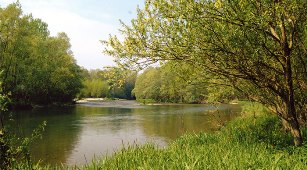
[{"xmin": 11, "ymin": 101, "xmax": 241, "ymax": 166}]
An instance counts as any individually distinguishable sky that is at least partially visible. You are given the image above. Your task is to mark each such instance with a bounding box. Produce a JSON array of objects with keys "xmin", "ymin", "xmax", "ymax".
[{"xmin": 0, "ymin": 0, "xmax": 144, "ymax": 69}]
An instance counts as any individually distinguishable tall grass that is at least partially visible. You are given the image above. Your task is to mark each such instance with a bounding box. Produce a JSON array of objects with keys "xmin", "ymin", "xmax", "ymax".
[{"xmin": 82, "ymin": 103, "xmax": 307, "ymax": 169}]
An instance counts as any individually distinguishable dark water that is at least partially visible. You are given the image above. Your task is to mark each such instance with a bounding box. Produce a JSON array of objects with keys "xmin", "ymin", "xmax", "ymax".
[{"xmin": 10, "ymin": 102, "xmax": 241, "ymax": 165}]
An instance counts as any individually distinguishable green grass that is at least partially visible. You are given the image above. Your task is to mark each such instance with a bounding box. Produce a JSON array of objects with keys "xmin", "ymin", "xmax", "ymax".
[
  {"xmin": 82, "ymin": 114, "xmax": 306, "ymax": 170},
  {"xmin": 14, "ymin": 102, "xmax": 307, "ymax": 169},
  {"xmin": 239, "ymin": 101, "xmax": 271, "ymax": 117}
]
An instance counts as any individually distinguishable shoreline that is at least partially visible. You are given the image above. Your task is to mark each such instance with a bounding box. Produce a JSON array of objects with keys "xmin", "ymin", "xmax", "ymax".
[{"xmin": 76, "ymin": 98, "xmax": 241, "ymax": 107}]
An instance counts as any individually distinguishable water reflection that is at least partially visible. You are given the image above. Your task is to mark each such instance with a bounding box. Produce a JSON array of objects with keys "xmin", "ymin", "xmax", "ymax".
[
  {"xmin": 12, "ymin": 103, "xmax": 241, "ymax": 165},
  {"xmin": 139, "ymin": 104, "xmax": 241, "ymax": 140},
  {"xmin": 11, "ymin": 107, "xmax": 81, "ymax": 165}
]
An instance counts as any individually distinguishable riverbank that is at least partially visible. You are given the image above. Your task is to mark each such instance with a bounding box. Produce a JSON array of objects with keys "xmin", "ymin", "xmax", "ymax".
[
  {"xmin": 81, "ymin": 102, "xmax": 306, "ymax": 169},
  {"xmin": 76, "ymin": 98, "xmax": 207, "ymax": 107},
  {"xmin": 76, "ymin": 98, "xmax": 141, "ymax": 108},
  {"xmin": 13, "ymin": 102, "xmax": 307, "ymax": 169},
  {"xmin": 76, "ymin": 98, "xmax": 186, "ymax": 106},
  {"xmin": 80, "ymin": 113, "xmax": 306, "ymax": 169},
  {"xmin": 76, "ymin": 98, "xmax": 236, "ymax": 107}
]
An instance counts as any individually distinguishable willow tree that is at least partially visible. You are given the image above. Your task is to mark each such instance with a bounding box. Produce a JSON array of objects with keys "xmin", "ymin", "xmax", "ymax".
[{"xmin": 104, "ymin": 0, "xmax": 307, "ymax": 145}]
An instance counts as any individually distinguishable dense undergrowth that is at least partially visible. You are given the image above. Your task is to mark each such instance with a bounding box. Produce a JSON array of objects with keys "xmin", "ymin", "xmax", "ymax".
[{"xmin": 13, "ymin": 102, "xmax": 307, "ymax": 169}]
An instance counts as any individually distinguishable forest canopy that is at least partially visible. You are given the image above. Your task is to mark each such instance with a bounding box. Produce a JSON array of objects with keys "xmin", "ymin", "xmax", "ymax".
[{"xmin": 0, "ymin": 3, "xmax": 83, "ymax": 106}]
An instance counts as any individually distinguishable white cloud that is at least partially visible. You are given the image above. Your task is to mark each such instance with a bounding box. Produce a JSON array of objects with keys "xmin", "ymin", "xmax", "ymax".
[
  {"xmin": 28, "ymin": 7, "xmax": 117, "ymax": 69},
  {"xmin": 1, "ymin": 0, "xmax": 119, "ymax": 69},
  {"xmin": 1, "ymin": 0, "xmax": 143, "ymax": 69}
]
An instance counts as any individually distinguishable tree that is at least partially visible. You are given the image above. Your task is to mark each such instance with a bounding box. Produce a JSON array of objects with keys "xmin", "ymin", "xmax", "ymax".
[
  {"xmin": 133, "ymin": 62, "xmax": 208, "ymax": 103},
  {"xmin": 0, "ymin": 3, "xmax": 83, "ymax": 106},
  {"xmin": 0, "ymin": 77, "xmax": 46, "ymax": 169},
  {"xmin": 103, "ymin": 67, "xmax": 137, "ymax": 99},
  {"xmin": 0, "ymin": 78, "xmax": 11, "ymax": 169},
  {"xmin": 133, "ymin": 67, "xmax": 162, "ymax": 101},
  {"xmin": 104, "ymin": 0, "xmax": 307, "ymax": 145},
  {"xmin": 79, "ymin": 68, "xmax": 136, "ymax": 99},
  {"xmin": 79, "ymin": 69, "xmax": 109, "ymax": 98}
]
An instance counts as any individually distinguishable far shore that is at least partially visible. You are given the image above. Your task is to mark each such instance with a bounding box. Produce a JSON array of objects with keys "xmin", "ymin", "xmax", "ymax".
[
  {"xmin": 76, "ymin": 98, "xmax": 141, "ymax": 107},
  {"xmin": 76, "ymin": 98, "xmax": 240, "ymax": 107}
]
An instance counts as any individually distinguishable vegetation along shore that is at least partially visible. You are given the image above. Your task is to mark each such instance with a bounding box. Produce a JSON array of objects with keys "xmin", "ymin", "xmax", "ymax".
[{"xmin": 1, "ymin": 0, "xmax": 306, "ymax": 169}]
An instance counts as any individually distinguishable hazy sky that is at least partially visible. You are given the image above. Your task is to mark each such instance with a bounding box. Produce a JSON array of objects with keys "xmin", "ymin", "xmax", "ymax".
[{"xmin": 0, "ymin": 0, "xmax": 144, "ymax": 69}]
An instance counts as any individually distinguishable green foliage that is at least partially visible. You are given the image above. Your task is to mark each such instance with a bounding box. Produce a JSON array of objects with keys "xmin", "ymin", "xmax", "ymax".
[
  {"xmin": 104, "ymin": 0, "xmax": 307, "ymax": 144},
  {"xmin": 79, "ymin": 69, "xmax": 107, "ymax": 98},
  {"xmin": 1, "ymin": 79, "xmax": 47, "ymax": 169},
  {"xmin": 1, "ymin": 120, "xmax": 46, "ymax": 170},
  {"xmin": 103, "ymin": 67, "xmax": 137, "ymax": 99},
  {"xmin": 79, "ymin": 68, "xmax": 136, "ymax": 100},
  {"xmin": 133, "ymin": 62, "xmax": 208, "ymax": 103},
  {"xmin": 133, "ymin": 67, "xmax": 161, "ymax": 102},
  {"xmin": 136, "ymin": 98, "xmax": 156, "ymax": 105},
  {"xmin": 0, "ymin": 3, "xmax": 83, "ymax": 106},
  {"xmin": 239, "ymin": 101, "xmax": 271, "ymax": 117},
  {"xmin": 0, "ymin": 80, "xmax": 10, "ymax": 112},
  {"xmin": 80, "ymin": 79, "xmax": 109, "ymax": 98},
  {"xmin": 206, "ymin": 80, "xmax": 240, "ymax": 103}
]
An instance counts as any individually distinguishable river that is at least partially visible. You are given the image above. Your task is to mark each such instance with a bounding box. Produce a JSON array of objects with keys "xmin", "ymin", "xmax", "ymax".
[{"xmin": 10, "ymin": 101, "xmax": 241, "ymax": 166}]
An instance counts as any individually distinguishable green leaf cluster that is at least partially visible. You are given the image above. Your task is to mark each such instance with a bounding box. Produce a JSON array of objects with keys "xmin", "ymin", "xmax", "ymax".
[
  {"xmin": 133, "ymin": 62, "xmax": 208, "ymax": 103},
  {"xmin": 1, "ymin": 78, "xmax": 47, "ymax": 169}
]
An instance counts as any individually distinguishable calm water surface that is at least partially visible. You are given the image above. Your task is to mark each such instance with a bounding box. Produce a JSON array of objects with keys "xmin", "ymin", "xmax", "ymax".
[{"xmin": 12, "ymin": 102, "xmax": 241, "ymax": 165}]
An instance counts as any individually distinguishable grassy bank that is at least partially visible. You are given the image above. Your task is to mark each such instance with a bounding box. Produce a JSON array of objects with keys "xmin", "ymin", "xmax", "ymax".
[
  {"xmin": 79, "ymin": 102, "xmax": 306, "ymax": 169},
  {"xmin": 14, "ymin": 102, "xmax": 307, "ymax": 169},
  {"xmin": 82, "ymin": 115, "xmax": 306, "ymax": 169}
]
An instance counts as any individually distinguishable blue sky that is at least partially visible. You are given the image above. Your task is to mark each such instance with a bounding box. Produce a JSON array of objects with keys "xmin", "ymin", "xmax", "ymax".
[{"xmin": 0, "ymin": 0, "xmax": 144, "ymax": 69}]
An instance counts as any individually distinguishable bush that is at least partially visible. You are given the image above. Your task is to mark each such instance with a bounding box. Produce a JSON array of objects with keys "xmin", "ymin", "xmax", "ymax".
[{"xmin": 1, "ymin": 82, "xmax": 47, "ymax": 169}]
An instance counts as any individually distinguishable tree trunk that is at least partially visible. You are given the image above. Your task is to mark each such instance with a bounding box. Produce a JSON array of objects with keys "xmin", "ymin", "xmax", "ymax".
[
  {"xmin": 284, "ymin": 87, "xmax": 303, "ymax": 146},
  {"xmin": 284, "ymin": 49, "xmax": 303, "ymax": 146},
  {"xmin": 282, "ymin": 117, "xmax": 303, "ymax": 146},
  {"xmin": 279, "ymin": 33, "xmax": 303, "ymax": 145}
]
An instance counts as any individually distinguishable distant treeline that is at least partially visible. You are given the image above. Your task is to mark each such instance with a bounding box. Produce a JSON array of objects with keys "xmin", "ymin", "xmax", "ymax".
[
  {"xmin": 133, "ymin": 62, "xmax": 239, "ymax": 104},
  {"xmin": 0, "ymin": 3, "xmax": 83, "ymax": 107},
  {"xmin": 79, "ymin": 61, "xmax": 241, "ymax": 103},
  {"xmin": 79, "ymin": 68, "xmax": 136, "ymax": 100}
]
